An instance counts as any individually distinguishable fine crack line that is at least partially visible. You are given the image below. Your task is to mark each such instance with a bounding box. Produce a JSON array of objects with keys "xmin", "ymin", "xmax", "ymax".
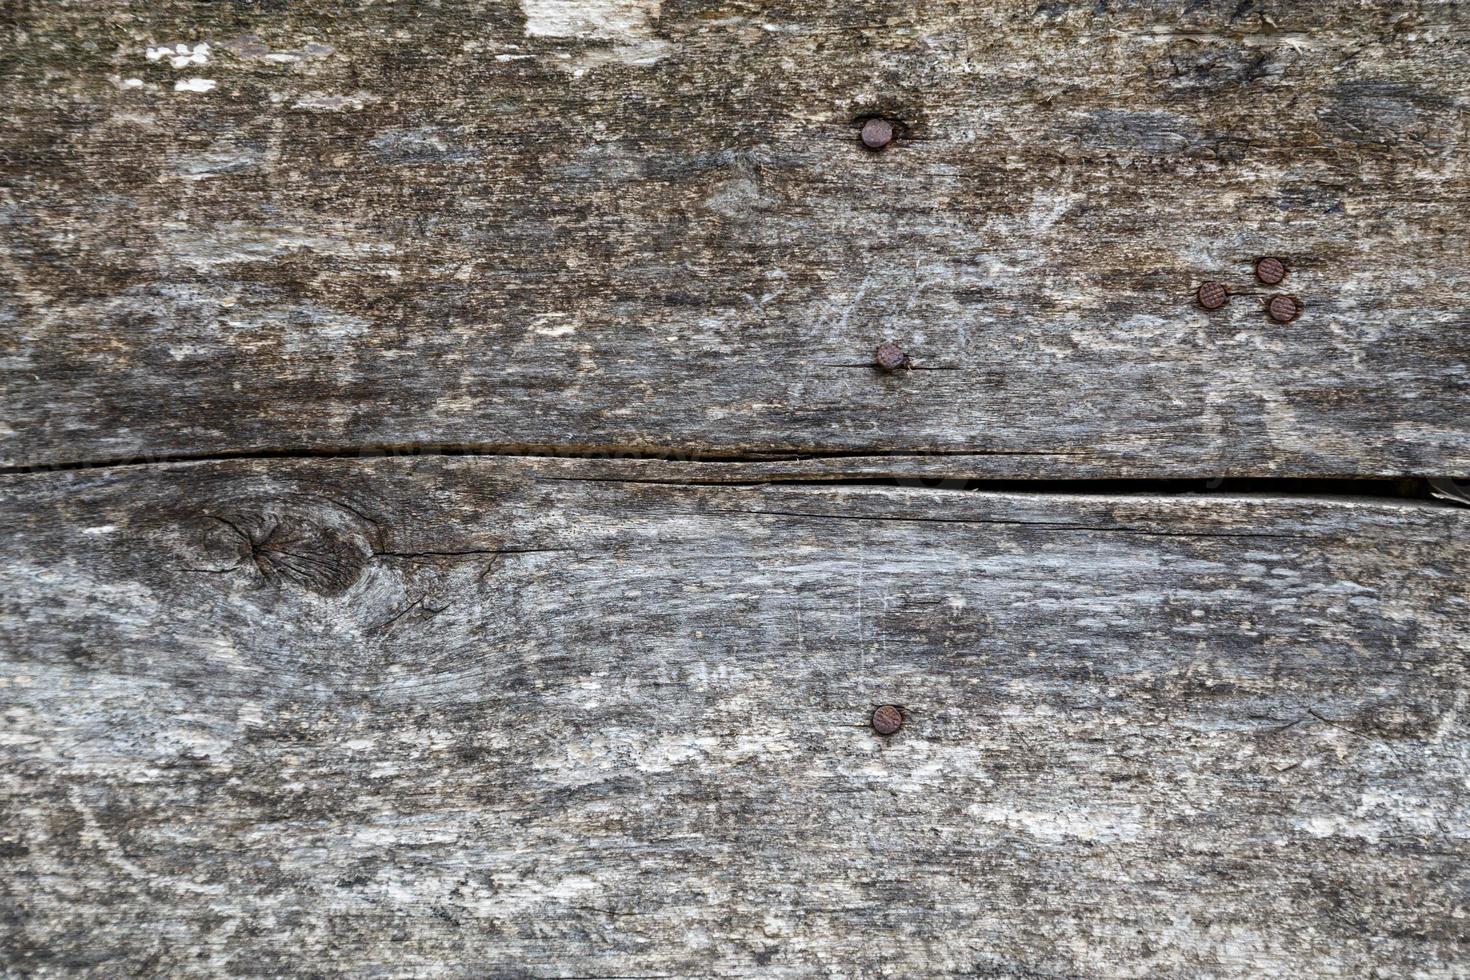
[
  {"xmin": 373, "ymin": 546, "xmax": 575, "ymax": 561},
  {"xmin": 0, "ymin": 443, "xmax": 1087, "ymax": 475},
  {"xmin": 370, "ymin": 595, "xmax": 453, "ymax": 633},
  {"xmin": 703, "ymin": 507, "xmax": 1314, "ymax": 539}
]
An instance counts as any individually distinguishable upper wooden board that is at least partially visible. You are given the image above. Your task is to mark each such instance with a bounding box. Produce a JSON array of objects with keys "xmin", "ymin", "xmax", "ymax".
[{"xmin": 3, "ymin": 1, "xmax": 1467, "ymax": 473}]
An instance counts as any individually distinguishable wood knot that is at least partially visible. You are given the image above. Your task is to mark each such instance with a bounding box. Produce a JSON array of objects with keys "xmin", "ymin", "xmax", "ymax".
[{"xmin": 198, "ymin": 503, "xmax": 372, "ymax": 596}]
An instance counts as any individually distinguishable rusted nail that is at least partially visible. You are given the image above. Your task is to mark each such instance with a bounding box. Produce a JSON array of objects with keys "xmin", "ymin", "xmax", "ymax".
[
  {"xmin": 861, "ymin": 118, "xmax": 895, "ymax": 150},
  {"xmin": 1195, "ymin": 282, "xmax": 1228, "ymax": 310},
  {"xmin": 872, "ymin": 705, "xmax": 903, "ymax": 736},
  {"xmin": 874, "ymin": 341, "xmax": 908, "ymax": 371},
  {"xmin": 1266, "ymin": 293, "xmax": 1303, "ymax": 324},
  {"xmin": 1255, "ymin": 256, "xmax": 1287, "ymax": 285}
]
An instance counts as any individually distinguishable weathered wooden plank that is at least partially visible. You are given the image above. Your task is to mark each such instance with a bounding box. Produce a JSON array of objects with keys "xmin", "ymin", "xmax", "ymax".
[
  {"xmin": 2, "ymin": 457, "xmax": 1465, "ymax": 976},
  {"xmin": 3, "ymin": 1, "xmax": 1468, "ymax": 473}
]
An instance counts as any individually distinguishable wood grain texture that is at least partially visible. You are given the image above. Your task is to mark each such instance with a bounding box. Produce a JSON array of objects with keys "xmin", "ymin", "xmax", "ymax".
[
  {"xmin": 3, "ymin": 1, "xmax": 1468, "ymax": 474},
  {"xmin": 2, "ymin": 457, "xmax": 1466, "ymax": 976}
]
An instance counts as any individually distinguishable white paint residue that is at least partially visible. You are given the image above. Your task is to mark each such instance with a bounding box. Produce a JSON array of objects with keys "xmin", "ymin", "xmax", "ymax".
[
  {"xmin": 174, "ymin": 78, "xmax": 217, "ymax": 93},
  {"xmin": 148, "ymin": 42, "xmax": 211, "ymax": 69},
  {"xmin": 523, "ymin": 0, "xmax": 659, "ymax": 38},
  {"xmin": 266, "ymin": 44, "xmax": 334, "ymax": 64},
  {"xmin": 531, "ymin": 313, "xmax": 576, "ymax": 337},
  {"xmin": 972, "ymin": 805, "xmax": 1145, "ymax": 843},
  {"xmin": 521, "ymin": 0, "xmax": 670, "ymax": 72},
  {"xmin": 173, "ymin": 143, "xmax": 265, "ymax": 180},
  {"xmin": 1295, "ymin": 815, "xmax": 1383, "ymax": 842},
  {"xmin": 293, "ymin": 91, "xmax": 380, "ymax": 112},
  {"xmin": 222, "ymin": 35, "xmax": 335, "ymax": 63},
  {"xmin": 162, "ymin": 221, "xmax": 396, "ymax": 272},
  {"xmin": 637, "ymin": 735, "xmax": 719, "ymax": 772}
]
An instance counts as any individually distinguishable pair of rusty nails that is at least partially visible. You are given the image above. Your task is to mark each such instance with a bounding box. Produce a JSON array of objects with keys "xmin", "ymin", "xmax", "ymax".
[{"xmin": 1197, "ymin": 257, "xmax": 1302, "ymax": 323}]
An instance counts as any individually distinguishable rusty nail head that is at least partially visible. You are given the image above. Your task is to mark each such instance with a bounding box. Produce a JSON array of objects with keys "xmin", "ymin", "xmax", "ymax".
[
  {"xmin": 1255, "ymin": 256, "xmax": 1287, "ymax": 285},
  {"xmin": 1267, "ymin": 294, "xmax": 1303, "ymax": 323},
  {"xmin": 872, "ymin": 705, "xmax": 903, "ymax": 736},
  {"xmin": 861, "ymin": 118, "xmax": 895, "ymax": 150},
  {"xmin": 874, "ymin": 341, "xmax": 908, "ymax": 371},
  {"xmin": 1196, "ymin": 282, "xmax": 1228, "ymax": 310}
]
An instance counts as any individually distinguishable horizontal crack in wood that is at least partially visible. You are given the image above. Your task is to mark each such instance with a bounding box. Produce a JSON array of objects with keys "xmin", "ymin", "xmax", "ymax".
[
  {"xmin": 703, "ymin": 507, "xmax": 1317, "ymax": 539},
  {"xmin": 0, "ymin": 443, "xmax": 1091, "ymax": 475}
]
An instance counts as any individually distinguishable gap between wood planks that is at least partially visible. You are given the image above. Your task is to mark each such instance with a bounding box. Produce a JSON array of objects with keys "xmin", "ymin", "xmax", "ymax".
[
  {"xmin": 0, "ymin": 442, "xmax": 1462, "ymax": 505},
  {"xmin": 3, "ymin": 441, "xmax": 1079, "ymax": 472}
]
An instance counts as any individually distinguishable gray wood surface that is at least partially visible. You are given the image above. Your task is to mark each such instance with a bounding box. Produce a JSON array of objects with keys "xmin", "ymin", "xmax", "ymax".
[
  {"xmin": 2, "ymin": 456, "xmax": 1467, "ymax": 976},
  {"xmin": 3, "ymin": 0, "xmax": 1468, "ymax": 475},
  {"xmin": 4, "ymin": 0, "xmax": 1467, "ymax": 975}
]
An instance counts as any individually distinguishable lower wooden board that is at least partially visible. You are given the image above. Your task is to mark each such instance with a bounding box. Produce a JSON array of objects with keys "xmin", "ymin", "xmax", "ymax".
[{"xmin": 1, "ymin": 457, "xmax": 1466, "ymax": 976}]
